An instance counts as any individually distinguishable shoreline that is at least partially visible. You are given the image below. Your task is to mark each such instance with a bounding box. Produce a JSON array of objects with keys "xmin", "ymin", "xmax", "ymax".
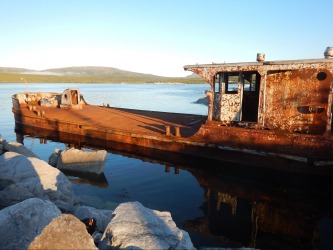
[{"xmin": 0, "ymin": 137, "xmax": 196, "ymax": 249}]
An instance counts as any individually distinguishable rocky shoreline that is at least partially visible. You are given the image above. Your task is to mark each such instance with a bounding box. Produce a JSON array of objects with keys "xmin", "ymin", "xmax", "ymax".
[{"xmin": 0, "ymin": 137, "xmax": 195, "ymax": 249}]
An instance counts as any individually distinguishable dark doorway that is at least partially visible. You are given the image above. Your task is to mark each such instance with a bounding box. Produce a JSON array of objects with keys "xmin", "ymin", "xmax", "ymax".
[{"xmin": 241, "ymin": 72, "xmax": 260, "ymax": 122}]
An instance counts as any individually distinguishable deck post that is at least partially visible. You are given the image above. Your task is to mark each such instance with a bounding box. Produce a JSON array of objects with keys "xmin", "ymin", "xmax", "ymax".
[
  {"xmin": 175, "ymin": 127, "xmax": 181, "ymax": 137},
  {"xmin": 206, "ymin": 90, "xmax": 213, "ymax": 122},
  {"xmin": 165, "ymin": 125, "xmax": 170, "ymax": 136}
]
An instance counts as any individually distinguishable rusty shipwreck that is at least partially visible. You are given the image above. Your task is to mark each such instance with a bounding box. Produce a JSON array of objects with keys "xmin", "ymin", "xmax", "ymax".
[{"xmin": 12, "ymin": 47, "xmax": 333, "ymax": 174}]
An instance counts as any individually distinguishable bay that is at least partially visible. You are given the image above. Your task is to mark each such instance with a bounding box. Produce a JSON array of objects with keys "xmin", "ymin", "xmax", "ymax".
[{"xmin": 1, "ymin": 83, "xmax": 333, "ymax": 249}]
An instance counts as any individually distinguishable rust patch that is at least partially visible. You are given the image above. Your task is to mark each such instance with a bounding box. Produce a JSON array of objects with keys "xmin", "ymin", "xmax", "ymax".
[{"xmin": 264, "ymin": 68, "xmax": 331, "ymax": 134}]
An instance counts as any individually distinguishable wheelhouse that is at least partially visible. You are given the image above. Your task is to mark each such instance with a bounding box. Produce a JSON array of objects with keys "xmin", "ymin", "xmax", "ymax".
[{"xmin": 184, "ymin": 48, "xmax": 333, "ymax": 136}]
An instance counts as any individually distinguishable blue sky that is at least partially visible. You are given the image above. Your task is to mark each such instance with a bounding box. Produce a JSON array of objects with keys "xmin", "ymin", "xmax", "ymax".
[{"xmin": 0, "ymin": 0, "xmax": 332, "ymax": 77}]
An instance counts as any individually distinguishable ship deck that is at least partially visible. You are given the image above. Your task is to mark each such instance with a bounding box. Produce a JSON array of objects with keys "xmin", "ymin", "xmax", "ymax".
[{"xmin": 17, "ymin": 103, "xmax": 206, "ymax": 138}]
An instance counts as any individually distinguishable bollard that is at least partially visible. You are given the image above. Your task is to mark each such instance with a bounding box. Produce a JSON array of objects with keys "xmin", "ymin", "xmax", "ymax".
[
  {"xmin": 174, "ymin": 168, "xmax": 180, "ymax": 174},
  {"xmin": 165, "ymin": 165, "xmax": 170, "ymax": 173},
  {"xmin": 175, "ymin": 127, "xmax": 181, "ymax": 137},
  {"xmin": 165, "ymin": 125, "xmax": 170, "ymax": 136}
]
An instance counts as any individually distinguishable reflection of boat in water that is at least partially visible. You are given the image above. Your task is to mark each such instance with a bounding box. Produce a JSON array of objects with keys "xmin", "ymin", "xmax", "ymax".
[
  {"xmin": 183, "ymin": 167, "xmax": 333, "ymax": 249},
  {"xmin": 15, "ymin": 126, "xmax": 333, "ymax": 249},
  {"xmin": 12, "ymin": 48, "xmax": 333, "ymax": 174}
]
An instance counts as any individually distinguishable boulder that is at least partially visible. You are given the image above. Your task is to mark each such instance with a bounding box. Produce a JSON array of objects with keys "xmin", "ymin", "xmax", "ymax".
[
  {"xmin": 29, "ymin": 214, "xmax": 97, "ymax": 250},
  {"xmin": 73, "ymin": 206, "xmax": 113, "ymax": 232},
  {"xmin": 51, "ymin": 148, "xmax": 107, "ymax": 175},
  {"xmin": 0, "ymin": 151, "xmax": 78, "ymax": 212},
  {"xmin": 0, "ymin": 135, "xmax": 4, "ymax": 155},
  {"xmin": 4, "ymin": 141, "xmax": 39, "ymax": 158},
  {"xmin": 0, "ymin": 198, "xmax": 61, "ymax": 250},
  {"xmin": 194, "ymin": 96, "xmax": 208, "ymax": 106},
  {"xmin": 100, "ymin": 201, "xmax": 195, "ymax": 250},
  {"xmin": 48, "ymin": 151, "xmax": 59, "ymax": 167}
]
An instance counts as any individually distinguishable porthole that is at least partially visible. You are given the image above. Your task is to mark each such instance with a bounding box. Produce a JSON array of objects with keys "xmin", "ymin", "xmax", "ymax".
[{"xmin": 317, "ymin": 72, "xmax": 327, "ymax": 81}]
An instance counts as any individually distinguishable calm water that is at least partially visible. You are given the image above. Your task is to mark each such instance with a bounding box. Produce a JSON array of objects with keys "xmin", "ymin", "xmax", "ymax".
[{"xmin": 1, "ymin": 83, "xmax": 333, "ymax": 249}]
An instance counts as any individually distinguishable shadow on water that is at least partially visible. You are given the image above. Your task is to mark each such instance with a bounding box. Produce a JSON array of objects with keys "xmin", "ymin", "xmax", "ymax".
[{"xmin": 15, "ymin": 125, "xmax": 333, "ymax": 250}]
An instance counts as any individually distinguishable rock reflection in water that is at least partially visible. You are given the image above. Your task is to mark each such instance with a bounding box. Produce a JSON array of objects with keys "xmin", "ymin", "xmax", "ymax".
[
  {"xmin": 15, "ymin": 127, "xmax": 333, "ymax": 249},
  {"xmin": 64, "ymin": 170, "xmax": 108, "ymax": 188}
]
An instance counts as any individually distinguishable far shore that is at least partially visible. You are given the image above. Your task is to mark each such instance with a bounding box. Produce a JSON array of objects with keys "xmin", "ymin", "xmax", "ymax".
[
  {"xmin": 0, "ymin": 81, "xmax": 205, "ymax": 84},
  {"xmin": 0, "ymin": 73, "xmax": 205, "ymax": 84}
]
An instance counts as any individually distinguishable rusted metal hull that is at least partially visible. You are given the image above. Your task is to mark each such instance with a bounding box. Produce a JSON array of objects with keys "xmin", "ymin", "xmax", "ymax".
[
  {"xmin": 14, "ymin": 120, "xmax": 333, "ymax": 176},
  {"xmin": 12, "ymin": 91, "xmax": 333, "ymax": 175},
  {"xmin": 195, "ymin": 121, "xmax": 333, "ymax": 161}
]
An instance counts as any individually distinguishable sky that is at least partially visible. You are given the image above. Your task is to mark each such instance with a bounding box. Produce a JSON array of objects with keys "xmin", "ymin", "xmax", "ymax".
[{"xmin": 0, "ymin": 0, "xmax": 332, "ymax": 77}]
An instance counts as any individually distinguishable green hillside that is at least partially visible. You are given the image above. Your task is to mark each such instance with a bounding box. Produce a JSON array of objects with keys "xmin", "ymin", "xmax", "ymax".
[{"xmin": 0, "ymin": 66, "xmax": 205, "ymax": 84}]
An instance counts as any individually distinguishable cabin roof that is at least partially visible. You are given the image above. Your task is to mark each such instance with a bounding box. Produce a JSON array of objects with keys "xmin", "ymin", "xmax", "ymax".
[{"xmin": 184, "ymin": 58, "xmax": 333, "ymax": 72}]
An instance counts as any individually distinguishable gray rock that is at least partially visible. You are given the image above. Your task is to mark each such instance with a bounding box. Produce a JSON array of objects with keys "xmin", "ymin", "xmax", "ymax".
[
  {"xmin": 4, "ymin": 141, "xmax": 39, "ymax": 158},
  {"xmin": 0, "ymin": 135, "xmax": 6, "ymax": 155},
  {"xmin": 0, "ymin": 198, "xmax": 61, "ymax": 250},
  {"xmin": 73, "ymin": 205, "xmax": 113, "ymax": 232},
  {"xmin": 55, "ymin": 148, "xmax": 107, "ymax": 175},
  {"xmin": 28, "ymin": 213, "xmax": 97, "ymax": 250},
  {"xmin": 100, "ymin": 201, "xmax": 195, "ymax": 250},
  {"xmin": 194, "ymin": 96, "xmax": 208, "ymax": 106},
  {"xmin": 0, "ymin": 151, "xmax": 78, "ymax": 212},
  {"xmin": 48, "ymin": 151, "xmax": 59, "ymax": 167}
]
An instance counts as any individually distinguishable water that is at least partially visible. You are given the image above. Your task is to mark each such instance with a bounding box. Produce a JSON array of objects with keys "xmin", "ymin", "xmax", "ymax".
[{"xmin": 1, "ymin": 83, "xmax": 333, "ymax": 249}]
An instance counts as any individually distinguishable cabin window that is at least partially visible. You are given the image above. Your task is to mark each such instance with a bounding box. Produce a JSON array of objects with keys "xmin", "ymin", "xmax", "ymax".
[
  {"xmin": 225, "ymin": 73, "xmax": 239, "ymax": 94},
  {"xmin": 243, "ymin": 72, "xmax": 258, "ymax": 92},
  {"xmin": 214, "ymin": 73, "xmax": 223, "ymax": 93}
]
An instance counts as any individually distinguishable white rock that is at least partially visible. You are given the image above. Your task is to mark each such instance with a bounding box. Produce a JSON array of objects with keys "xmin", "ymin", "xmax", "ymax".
[
  {"xmin": 0, "ymin": 198, "xmax": 61, "ymax": 250},
  {"xmin": 73, "ymin": 206, "xmax": 113, "ymax": 232},
  {"xmin": 100, "ymin": 201, "xmax": 195, "ymax": 250},
  {"xmin": 0, "ymin": 151, "xmax": 78, "ymax": 212}
]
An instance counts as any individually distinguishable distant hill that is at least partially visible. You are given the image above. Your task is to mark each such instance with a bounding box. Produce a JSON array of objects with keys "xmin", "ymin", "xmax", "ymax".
[
  {"xmin": 0, "ymin": 66, "xmax": 206, "ymax": 84},
  {"xmin": 0, "ymin": 66, "xmax": 158, "ymax": 77},
  {"xmin": 40, "ymin": 66, "xmax": 158, "ymax": 77},
  {"xmin": 186, "ymin": 73, "xmax": 200, "ymax": 78},
  {"xmin": 0, "ymin": 67, "xmax": 36, "ymax": 73}
]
